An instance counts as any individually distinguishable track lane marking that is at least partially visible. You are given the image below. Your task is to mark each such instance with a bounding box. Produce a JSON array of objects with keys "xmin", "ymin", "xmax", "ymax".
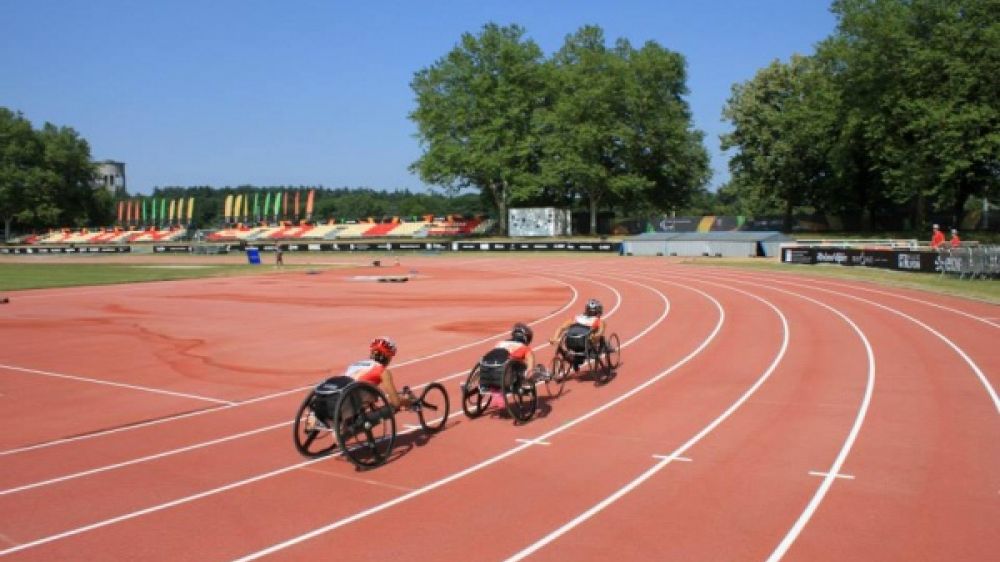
[
  {"xmin": 227, "ymin": 273, "xmax": 684, "ymax": 561},
  {"xmin": 808, "ymin": 471, "xmax": 855, "ymax": 480},
  {"xmin": 0, "ymin": 269, "xmax": 649, "ymax": 555},
  {"xmin": 0, "ymin": 363, "xmax": 235, "ymax": 405},
  {"xmin": 710, "ymin": 270, "xmax": 999, "ymax": 415},
  {"xmin": 0, "ymin": 272, "xmax": 582, "ymax": 457},
  {"xmin": 507, "ymin": 279, "xmax": 788, "ymax": 561}
]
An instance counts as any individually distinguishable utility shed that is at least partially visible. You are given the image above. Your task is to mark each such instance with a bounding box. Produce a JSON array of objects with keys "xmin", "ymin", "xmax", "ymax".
[{"xmin": 622, "ymin": 231, "xmax": 793, "ymax": 257}]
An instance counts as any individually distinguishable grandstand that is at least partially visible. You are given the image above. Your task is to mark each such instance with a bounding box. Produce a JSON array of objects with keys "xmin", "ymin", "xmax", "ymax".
[
  {"xmin": 33, "ymin": 227, "xmax": 187, "ymax": 245},
  {"xmin": 15, "ymin": 214, "xmax": 493, "ymax": 247}
]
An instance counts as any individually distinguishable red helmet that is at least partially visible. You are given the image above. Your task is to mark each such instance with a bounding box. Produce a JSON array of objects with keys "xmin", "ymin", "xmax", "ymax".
[{"xmin": 369, "ymin": 337, "xmax": 397, "ymax": 365}]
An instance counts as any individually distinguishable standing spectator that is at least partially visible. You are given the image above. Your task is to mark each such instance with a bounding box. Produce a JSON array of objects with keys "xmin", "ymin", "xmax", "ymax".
[
  {"xmin": 275, "ymin": 244, "xmax": 284, "ymax": 266},
  {"xmin": 930, "ymin": 224, "xmax": 945, "ymax": 249},
  {"xmin": 950, "ymin": 229, "xmax": 961, "ymax": 248}
]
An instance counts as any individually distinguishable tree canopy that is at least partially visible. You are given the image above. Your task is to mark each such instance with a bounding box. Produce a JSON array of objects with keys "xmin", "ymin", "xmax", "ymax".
[
  {"xmin": 721, "ymin": 0, "xmax": 999, "ymax": 231},
  {"xmin": 410, "ymin": 23, "xmax": 710, "ymax": 235},
  {"xmin": 0, "ymin": 108, "xmax": 102, "ymax": 241}
]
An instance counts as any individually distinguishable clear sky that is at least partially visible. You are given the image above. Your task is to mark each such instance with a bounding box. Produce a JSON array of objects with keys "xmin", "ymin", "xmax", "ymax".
[{"xmin": 1, "ymin": 0, "xmax": 837, "ymax": 195}]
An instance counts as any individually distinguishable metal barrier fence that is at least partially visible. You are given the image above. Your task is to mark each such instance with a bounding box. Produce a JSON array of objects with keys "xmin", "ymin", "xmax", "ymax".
[{"xmin": 937, "ymin": 245, "xmax": 1000, "ymax": 279}]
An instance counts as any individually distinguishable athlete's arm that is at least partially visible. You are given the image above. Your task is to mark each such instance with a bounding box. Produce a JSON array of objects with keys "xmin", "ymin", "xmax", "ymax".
[{"xmin": 379, "ymin": 368, "xmax": 407, "ymax": 410}]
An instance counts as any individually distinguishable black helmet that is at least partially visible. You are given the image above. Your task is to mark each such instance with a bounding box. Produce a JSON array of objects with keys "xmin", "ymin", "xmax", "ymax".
[
  {"xmin": 584, "ymin": 298, "xmax": 603, "ymax": 317},
  {"xmin": 511, "ymin": 322, "xmax": 533, "ymax": 344}
]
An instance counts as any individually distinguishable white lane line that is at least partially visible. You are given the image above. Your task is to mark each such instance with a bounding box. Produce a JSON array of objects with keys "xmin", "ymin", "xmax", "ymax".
[
  {"xmin": 0, "ymin": 272, "xmax": 581, "ymax": 457},
  {"xmin": 0, "ymin": 421, "xmax": 288, "ymax": 496},
  {"xmin": 507, "ymin": 280, "xmax": 788, "ymax": 562},
  {"xmin": 0, "ymin": 270, "xmax": 664, "ymax": 556},
  {"xmin": 0, "ymin": 410, "xmax": 462, "ymax": 558},
  {"xmin": 515, "ymin": 438, "xmax": 551, "ymax": 446},
  {"xmin": 0, "ymin": 363, "xmax": 235, "ymax": 405},
  {"xmin": 717, "ymin": 270, "xmax": 999, "ymax": 415},
  {"xmin": 772, "ymin": 274, "xmax": 1000, "ymax": 329},
  {"xmin": 808, "ymin": 471, "xmax": 855, "ymax": 480},
  {"xmin": 652, "ymin": 455, "xmax": 691, "ymax": 462},
  {"xmin": 228, "ymin": 275, "xmax": 686, "ymax": 562}
]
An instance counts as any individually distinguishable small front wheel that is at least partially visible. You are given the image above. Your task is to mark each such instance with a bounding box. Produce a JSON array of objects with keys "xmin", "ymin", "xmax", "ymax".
[
  {"xmin": 416, "ymin": 382, "xmax": 450, "ymax": 432},
  {"xmin": 545, "ymin": 355, "xmax": 568, "ymax": 398},
  {"xmin": 604, "ymin": 333, "xmax": 621, "ymax": 369}
]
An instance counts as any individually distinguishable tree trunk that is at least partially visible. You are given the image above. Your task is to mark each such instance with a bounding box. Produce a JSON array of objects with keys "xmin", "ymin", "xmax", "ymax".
[
  {"xmin": 782, "ymin": 199, "xmax": 794, "ymax": 233},
  {"xmin": 490, "ymin": 181, "xmax": 508, "ymax": 235},
  {"xmin": 952, "ymin": 182, "xmax": 972, "ymax": 231},
  {"xmin": 589, "ymin": 195, "xmax": 598, "ymax": 235},
  {"xmin": 3, "ymin": 216, "xmax": 10, "ymax": 243}
]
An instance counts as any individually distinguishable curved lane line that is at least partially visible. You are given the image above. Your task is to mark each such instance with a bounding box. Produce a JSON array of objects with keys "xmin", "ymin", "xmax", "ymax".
[
  {"xmin": 0, "ymin": 271, "xmax": 581, "ymax": 457},
  {"xmin": 228, "ymin": 276, "xmax": 694, "ymax": 562},
  {"xmin": 0, "ymin": 269, "xmax": 659, "ymax": 555},
  {"xmin": 710, "ymin": 270, "xmax": 999, "ymax": 414},
  {"xmin": 506, "ymin": 277, "xmax": 790, "ymax": 561}
]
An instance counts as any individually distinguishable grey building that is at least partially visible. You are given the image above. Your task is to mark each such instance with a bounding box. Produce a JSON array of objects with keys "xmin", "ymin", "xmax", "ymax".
[{"xmin": 94, "ymin": 160, "xmax": 126, "ymax": 193}]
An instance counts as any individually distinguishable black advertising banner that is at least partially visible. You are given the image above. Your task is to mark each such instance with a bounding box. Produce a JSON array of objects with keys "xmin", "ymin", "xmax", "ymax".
[{"xmin": 782, "ymin": 247, "xmax": 939, "ymax": 273}]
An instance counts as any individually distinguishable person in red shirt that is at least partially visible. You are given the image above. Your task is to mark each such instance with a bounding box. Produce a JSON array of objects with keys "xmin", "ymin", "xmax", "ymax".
[
  {"xmin": 494, "ymin": 322, "xmax": 536, "ymax": 374},
  {"xmin": 930, "ymin": 224, "xmax": 945, "ymax": 248},
  {"xmin": 950, "ymin": 229, "xmax": 961, "ymax": 248},
  {"xmin": 550, "ymin": 298, "xmax": 606, "ymax": 348}
]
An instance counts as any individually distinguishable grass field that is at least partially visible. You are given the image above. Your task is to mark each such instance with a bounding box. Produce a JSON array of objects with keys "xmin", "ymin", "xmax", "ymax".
[
  {"xmin": 0, "ymin": 262, "xmax": 337, "ymax": 291},
  {"xmin": 1, "ymin": 253, "xmax": 997, "ymax": 304}
]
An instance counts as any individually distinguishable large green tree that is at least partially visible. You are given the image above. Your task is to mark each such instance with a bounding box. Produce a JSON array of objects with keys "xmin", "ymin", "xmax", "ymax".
[
  {"xmin": 38, "ymin": 123, "xmax": 108, "ymax": 227},
  {"xmin": 0, "ymin": 109, "xmax": 58, "ymax": 241},
  {"xmin": 537, "ymin": 27, "xmax": 710, "ymax": 234},
  {"xmin": 722, "ymin": 55, "xmax": 837, "ymax": 230},
  {"xmin": 822, "ymin": 0, "xmax": 1000, "ymax": 229},
  {"xmin": 409, "ymin": 23, "xmax": 546, "ymax": 235}
]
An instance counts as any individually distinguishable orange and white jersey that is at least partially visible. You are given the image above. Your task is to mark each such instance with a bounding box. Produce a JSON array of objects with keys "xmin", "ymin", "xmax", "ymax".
[
  {"xmin": 344, "ymin": 359, "xmax": 385, "ymax": 385},
  {"xmin": 495, "ymin": 340, "xmax": 530, "ymax": 362},
  {"xmin": 573, "ymin": 314, "xmax": 601, "ymax": 330}
]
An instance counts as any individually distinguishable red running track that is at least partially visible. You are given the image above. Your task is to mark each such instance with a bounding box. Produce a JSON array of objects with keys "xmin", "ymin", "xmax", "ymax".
[{"xmin": 0, "ymin": 256, "xmax": 996, "ymax": 561}]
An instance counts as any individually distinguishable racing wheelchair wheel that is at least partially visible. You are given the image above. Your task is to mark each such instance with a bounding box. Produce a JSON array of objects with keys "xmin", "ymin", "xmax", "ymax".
[
  {"xmin": 333, "ymin": 382, "xmax": 397, "ymax": 470},
  {"xmin": 591, "ymin": 338, "xmax": 615, "ymax": 386},
  {"xmin": 461, "ymin": 364, "xmax": 491, "ymax": 418},
  {"xmin": 416, "ymin": 382, "xmax": 450, "ymax": 433},
  {"xmin": 502, "ymin": 364, "xmax": 538, "ymax": 423},
  {"xmin": 292, "ymin": 391, "xmax": 338, "ymax": 458},
  {"xmin": 604, "ymin": 332, "xmax": 621, "ymax": 369},
  {"xmin": 545, "ymin": 354, "xmax": 569, "ymax": 398}
]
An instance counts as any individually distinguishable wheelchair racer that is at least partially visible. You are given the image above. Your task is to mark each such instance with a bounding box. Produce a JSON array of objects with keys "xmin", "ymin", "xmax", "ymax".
[
  {"xmin": 493, "ymin": 322, "xmax": 537, "ymax": 379},
  {"xmin": 308, "ymin": 337, "xmax": 411, "ymax": 430},
  {"xmin": 549, "ymin": 298, "xmax": 607, "ymax": 365}
]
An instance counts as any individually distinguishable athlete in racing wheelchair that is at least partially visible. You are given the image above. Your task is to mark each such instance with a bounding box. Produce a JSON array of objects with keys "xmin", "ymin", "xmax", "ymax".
[
  {"xmin": 460, "ymin": 322, "xmax": 539, "ymax": 423},
  {"xmin": 292, "ymin": 337, "xmax": 449, "ymax": 469},
  {"xmin": 548, "ymin": 298, "xmax": 621, "ymax": 385}
]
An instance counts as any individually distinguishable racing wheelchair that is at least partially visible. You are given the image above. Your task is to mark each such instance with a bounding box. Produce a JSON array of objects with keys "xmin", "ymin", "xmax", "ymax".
[
  {"xmin": 460, "ymin": 347, "xmax": 538, "ymax": 424},
  {"xmin": 548, "ymin": 324, "xmax": 621, "ymax": 389},
  {"xmin": 292, "ymin": 379, "xmax": 449, "ymax": 470}
]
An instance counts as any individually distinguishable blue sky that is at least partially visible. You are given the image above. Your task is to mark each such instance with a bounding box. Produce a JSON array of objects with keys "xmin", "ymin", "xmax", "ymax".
[{"xmin": 1, "ymin": 1, "xmax": 837, "ymax": 195}]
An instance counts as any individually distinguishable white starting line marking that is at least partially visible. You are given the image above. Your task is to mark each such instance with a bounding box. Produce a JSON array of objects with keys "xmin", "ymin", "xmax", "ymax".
[
  {"xmin": 652, "ymin": 454, "xmax": 692, "ymax": 462},
  {"xmin": 808, "ymin": 471, "xmax": 855, "ymax": 480},
  {"xmin": 404, "ymin": 424, "xmax": 421, "ymax": 431},
  {"xmin": 515, "ymin": 438, "xmax": 551, "ymax": 446}
]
